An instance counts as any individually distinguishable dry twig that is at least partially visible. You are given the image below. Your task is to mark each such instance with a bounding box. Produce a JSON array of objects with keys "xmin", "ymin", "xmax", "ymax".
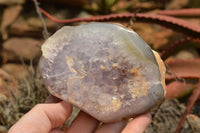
[{"xmin": 33, "ymin": 0, "xmax": 49, "ymax": 39}]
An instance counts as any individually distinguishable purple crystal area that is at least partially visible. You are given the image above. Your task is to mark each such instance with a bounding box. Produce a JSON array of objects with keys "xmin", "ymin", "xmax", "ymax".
[{"xmin": 39, "ymin": 23, "xmax": 165, "ymax": 122}]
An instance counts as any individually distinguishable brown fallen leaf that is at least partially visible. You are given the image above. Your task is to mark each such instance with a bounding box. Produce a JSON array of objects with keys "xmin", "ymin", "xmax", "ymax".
[
  {"xmin": 165, "ymin": 58, "xmax": 200, "ymax": 80},
  {"xmin": 0, "ymin": 5, "xmax": 22, "ymax": 40},
  {"xmin": 0, "ymin": 69, "xmax": 19, "ymax": 100},
  {"xmin": 132, "ymin": 1, "xmax": 162, "ymax": 10},
  {"xmin": 0, "ymin": 0, "xmax": 25, "ymax": 5},
  {"xmin": 2, "ymin": 64, "xmax": 30, "ymax": 81},
  {"xmin": 165, "ymin": 80, "xmax": 196, "ymax": 100},
  {"xmin": 38, "ymin": 0, "xmax": 91, "ymax": 6},
  {"xmin": 10, "ymin": 14, "xmax": 61, "ymax": 38},
  {"xmin": 166, "ymin": 0, "xmax": 189, "ymax": 9},
  {"xmin": 10, "ymin": 17, "xmax": 43, "ymax": 38},
  {"xmin": 2, "ymin": 38, "xmax": 42, "ymax": 63}
]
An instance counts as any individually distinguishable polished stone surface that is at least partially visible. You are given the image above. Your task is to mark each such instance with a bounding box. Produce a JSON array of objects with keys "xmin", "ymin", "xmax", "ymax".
[{"xmin": 39, "ymin": 23, "xmax": 165, "ymax": 123}]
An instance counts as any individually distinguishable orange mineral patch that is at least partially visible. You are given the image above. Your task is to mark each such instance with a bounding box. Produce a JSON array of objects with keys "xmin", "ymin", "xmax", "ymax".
[
  {"xmin": 109, "ymin": 97, "xmax": 122, "ymax": 112},
  {"xmin": 128, "ymin": 66, "xmax": 149, "ymax": 99},
  {"xmin": 153, "ymin": 50, "xmax": 166, "ymax": 94},
  {"xmin": 66, "ymin": 56, "xmax": 77, "ymax": 73}
]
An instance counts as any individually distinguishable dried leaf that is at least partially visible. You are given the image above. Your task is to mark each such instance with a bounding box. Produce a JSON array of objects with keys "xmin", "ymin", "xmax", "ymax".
[
  {"xmin": 9, "ymin": 17, "xmax": 43, "ymax": 38},
  {"xmin": 38, "ymin": 0, "xmax": 90, "ymax": 6},
  {"xmin": 0, "ymin": 69, "xmax": 19, "ymax": 100},
  {"xmin": 0, "ymin": 5, "xmax": 22, "ymax": 40},
  {"xmin": 133, "ymin": 1, "xmax": 162, "ymax": 10},
  {"xmin": 165, "ymin": 58, "xmax": 200, "ymax": 80},
  {"xmin": 166, "ymin": 0, "xmax": 189, "ymax": 10},
  {"xmin": 2, "ymin": 64, "xmax": 29, "ymax": 81},
  {"xmin": 166, "ymin": 80, "xmax": 196, "ymax": 100},
  {"xmin": 0, "ymin": 0, "xmax": 25, "ymax": 5},
  {"xmin": 2, "ymin": 38, "xmax": 42, "ymax": 63}
]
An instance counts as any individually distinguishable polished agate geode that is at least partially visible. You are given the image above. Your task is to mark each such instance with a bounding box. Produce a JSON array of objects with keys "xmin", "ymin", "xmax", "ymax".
[{"xmin": 39, "ymin": 22, "xmax": 166, "ymax": 123}]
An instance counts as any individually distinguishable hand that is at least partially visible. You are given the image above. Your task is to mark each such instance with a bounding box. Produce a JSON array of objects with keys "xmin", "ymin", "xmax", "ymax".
[{"xmin": 8, "ymin": 95, "xmax": 151, "ymax": 133}]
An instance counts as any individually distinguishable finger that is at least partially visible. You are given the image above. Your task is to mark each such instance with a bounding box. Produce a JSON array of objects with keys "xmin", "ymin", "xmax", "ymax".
[
  {"xmin": 8, "ymin": 101, "xmax": 72, "ymax": 133},
  {"xmin": 50, "ymin": 128, "xmax": 64, "ymax": 133},
  {"xmin": 66, "ymin": 111, "xmax": 100, "ymax": 133},
  {"xmin": 122, "ymin": 113, "xmax": 152, "ymax": 133},
  {"xmin": 95, "ymin": 119, "xmax": 128, "ymax": 133},
  {"xmin": 45, "ymin": 94, "xmax": 62, "ymax": 103}
]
